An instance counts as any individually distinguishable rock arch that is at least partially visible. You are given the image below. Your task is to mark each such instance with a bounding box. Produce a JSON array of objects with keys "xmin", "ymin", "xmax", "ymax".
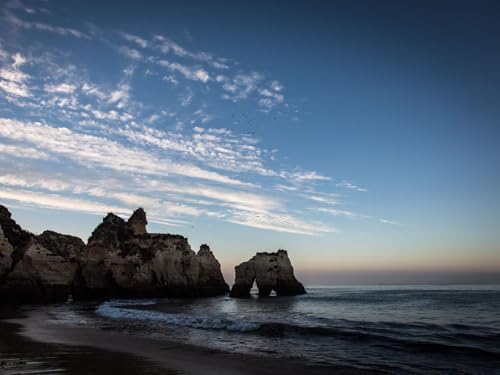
[{"xmin": 230, "ymin": 250, "xmax": 306, "ymax": 297}]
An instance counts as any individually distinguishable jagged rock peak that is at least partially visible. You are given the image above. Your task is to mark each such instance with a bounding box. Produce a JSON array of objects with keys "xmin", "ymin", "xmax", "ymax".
[
  {"xmin": 0, "ymin": 204, "xmax": 12, "ymax": 220},
  {"xmin": 128, "ymin": 207, "xmax": 147, "ymax": 235},
  {"xmin": 230, "ymin": 249, "xmax": 306, "ymax": 298},
  {"xmin": 103, "ymin": 212, "xmax": 125, "ymax": 224},
  {"xmin": 0, "ymin": 204, "xmax": 32, "ymax": 252},
  {"xmin": 198, "ymin": 244, "xmax": 212, "ymax": 256}
]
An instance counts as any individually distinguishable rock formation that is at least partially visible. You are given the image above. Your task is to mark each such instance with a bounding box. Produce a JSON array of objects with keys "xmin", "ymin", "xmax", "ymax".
[
  {"xmin": 128, "ymin": 207, "xmax": 147, "ymax": 235},
  {"xmin": 0, "ymin": 204, "xmax": 228, "ymax": 301},
  {"xmin": 230, "ymin": 250, "xmax": 306, "ymax": 297},
  {"xmin": 80, "ymin": 208, "xmax": 229, "ymax": 298},
  {"xmin": 0, "ymin": 205, "xmax": 85, "ymax": 300}
]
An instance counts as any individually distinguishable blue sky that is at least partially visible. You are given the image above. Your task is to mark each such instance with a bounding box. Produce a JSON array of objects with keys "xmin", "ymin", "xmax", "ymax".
[{"xmin": 0, "ymin": 0, "xmax": 499, "ymax": 283}]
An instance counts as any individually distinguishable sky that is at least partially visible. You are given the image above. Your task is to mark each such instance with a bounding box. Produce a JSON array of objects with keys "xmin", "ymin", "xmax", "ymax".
[{"xmin": 0, "ymin": 0, "xmax": 499, "ymax": 284}]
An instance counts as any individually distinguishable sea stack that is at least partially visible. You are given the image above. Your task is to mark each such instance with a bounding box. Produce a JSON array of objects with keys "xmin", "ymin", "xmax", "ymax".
[{"xmin": 230, "ymin": 250, "xmax": 306, "ymax": 297}]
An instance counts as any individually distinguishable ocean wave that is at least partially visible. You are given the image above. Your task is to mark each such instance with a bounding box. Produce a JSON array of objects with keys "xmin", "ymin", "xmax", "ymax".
[
  {"xmin": 95, "ymin": 300, "xmax": 500, "ymax": 360},
  {"xmin": 96, "ymin": 300, "xmax": 260, "ymax": 332},
  {"xmin": 257, "ymin": 322, "xmax": 500, "ymax": 359}
]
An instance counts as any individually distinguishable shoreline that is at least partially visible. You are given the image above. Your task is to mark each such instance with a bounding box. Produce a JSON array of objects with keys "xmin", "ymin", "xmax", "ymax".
[{"xmin": 1, "ymin": 306, "xmax": 363, "ymax": 375}]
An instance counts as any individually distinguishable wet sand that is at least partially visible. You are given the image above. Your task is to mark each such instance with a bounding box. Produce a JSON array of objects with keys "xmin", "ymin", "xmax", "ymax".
[
  {"xmin": 0, "ymin": 307, "xmax": 364, "ymax": 375},
  {"xmin": 0, "ymin": 313, "xmax": 176, "ymax": 374}
]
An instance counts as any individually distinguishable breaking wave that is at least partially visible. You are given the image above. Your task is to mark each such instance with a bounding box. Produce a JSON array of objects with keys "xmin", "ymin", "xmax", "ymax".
[{"xmin": 96, "ymin": 300, "xmax": 260, "ymax": 332}]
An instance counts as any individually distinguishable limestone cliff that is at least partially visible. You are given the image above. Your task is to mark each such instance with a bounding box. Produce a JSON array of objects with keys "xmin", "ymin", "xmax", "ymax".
[
  {"xmin": 230, "ymin": 250, "xmax": 306, "ymax": 297},
  {"xmin": 0, "ymin": 204, "xmax": 228, "ymax": 300},
  {"xmin": 0, "ymin": 205, "xmax": 85, "ymax": 300},
  {"xmin": 80, "ymin": 209, "xmax": 229, "ymax": 298}
]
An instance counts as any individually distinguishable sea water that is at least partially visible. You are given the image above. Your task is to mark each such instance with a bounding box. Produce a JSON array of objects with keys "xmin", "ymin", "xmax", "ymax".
[{"xmin": 49, "ymin": 285, "xmax": 500, "ymax": 374}]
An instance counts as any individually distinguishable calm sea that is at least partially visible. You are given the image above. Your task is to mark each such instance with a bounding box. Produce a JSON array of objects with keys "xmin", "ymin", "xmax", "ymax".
[{"xmin": 48, "ymin": 285, "xmax": 500, "ymax": 374}]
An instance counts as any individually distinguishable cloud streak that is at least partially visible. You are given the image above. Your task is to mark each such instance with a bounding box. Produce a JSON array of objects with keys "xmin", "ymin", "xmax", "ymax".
[
  {"xmin": 0, "ymin": 118, "xmax": 248, "ymax": 186},
  {"xmin": 0, "ymin": 1, "xmax": 378, "ymax": 236}
]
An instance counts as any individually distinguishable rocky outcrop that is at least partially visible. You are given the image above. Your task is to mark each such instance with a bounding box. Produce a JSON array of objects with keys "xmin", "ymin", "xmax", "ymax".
[
  {"xmin": 230, "ymin": 250, "xmax": 306, "ymax": 297},
  {"xmin": 0, "ymin": 204, "xmax": 229, "ymax": 301},
  {"xmin": 0, "ymin": 225, "xmax": 14, "ymax": 279},
  {"xmin": 128, "ymin": 207, "xmax": 147, "ymax": 235},
  {"xmin": 79, "ymin": 209, "xmax": 229, "ymax": 298},
  {"xmin": 0, "ymin": 205, "xmax": 85, "ymax": 300}
]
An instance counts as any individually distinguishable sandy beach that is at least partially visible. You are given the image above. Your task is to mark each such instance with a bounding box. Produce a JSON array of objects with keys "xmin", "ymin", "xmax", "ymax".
[{"xmin": 0, "ymin": 306, "xmax": 361, "ymax": 375}]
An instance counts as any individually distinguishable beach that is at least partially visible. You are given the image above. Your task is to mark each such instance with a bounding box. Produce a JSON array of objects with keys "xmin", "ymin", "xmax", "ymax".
[
  {"xmin": 0, "ymin": 306, "xmax": 357, "ymax": 375},
  {"xmin": 2, "ymin": 286, "xmax": 500, "ymax": 374}
]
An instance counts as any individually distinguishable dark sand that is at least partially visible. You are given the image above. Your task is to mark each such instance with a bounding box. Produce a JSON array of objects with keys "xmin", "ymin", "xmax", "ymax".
[{"xmin": 0, "ymin": 307, "xmax": 364, "ymax": 375}]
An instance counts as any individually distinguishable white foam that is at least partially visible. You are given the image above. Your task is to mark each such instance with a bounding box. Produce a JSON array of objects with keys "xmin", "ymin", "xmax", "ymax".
[{"xmin": 96, "ymin": 300, "xmax": 260, "ymax": 332}]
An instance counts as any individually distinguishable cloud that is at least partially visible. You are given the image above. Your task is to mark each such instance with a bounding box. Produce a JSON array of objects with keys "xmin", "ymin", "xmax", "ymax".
[
  {"xmin": 336, "ymin": 180, "xmax": 368, "ymax": 192},
  {"xmin": 81, "ymin": 82, "xmax": 107, "ymax": 100},
  {"xmin": 153, "ymin": 34, "xmax": 228, "ymax": 69},
  {"xmin": 306, "ymin": 194, "xmax": 339, "ymax": 205},
  {"xmin": 0, "ymin": 144, "xmax": 53, "ymax": 160},
  {"xmin": 6, "ymin": 11, "xmax": 90, "ymax": 39},
  {"xmin": 0, "ymin": 79, "xmax": 30, "ymax": 97},
  {"xmin": 227, "ymin": 210, "xmax": 335, "ymax": 236},
  {"xmin": 0, "ymin": 187, "xmax": 129, "ymax": 216},
  {"xmin": 118, "ymin": 46, "xmax": 143, "ymax": 60},
  {"xmin": 119, "ymin": 32, "xmax": 148, "ymax": 48},
  {"xmin": 0, "ymin": 118, "xmax": 249, "ymax": 187},
  {"xmin": 0, "ymin": 173, "xmax": 202, "ymax": 218},
  {"xmin": 44, "ymin": 83, "xmax": 77, "ymax": 94},
  {"xmin": 144, "ymin": 179, "xmax": 280, "ymax": 213},
  {"xmin": 290, "ymin": 170, "xmax": 331, "ymax": 183},
  {"xmin": 316, "ymin": 207, "xmax": 356, "ymax": 217},
  {"xmin": 115, "ymin": 125, "xmax": 277, "ymax": 177},
  {"xmin": 108, "ymin": 84, "xmax": 130, "ymax": 108},
  {"xmin": 270, "ymin": 80, "xmax": 284, "ymax": 92},
  {"xmin": 0, "ymin": 6, "xmax": 375, "ymax": 236},
  {"xmin": 258, "ymin": 87, "xmax": 284, "ymax": 111},
  {"xmin": 0, "ymin": 52, "xmax": 31, "ymax": 97},
  {"xmin": 379, "ymin": 218, "xmax": 400, "ymax": 225},
  {"xmin": 158, "ymin": 60, "xmax": 210, "ymax": 83},
  {"xmin": 12, "ymin": 52, "xmax": 26, "ymax": 69},
  {"xmin": 219, "ymin": 72, "xmax": 263, "ymax": 101}
]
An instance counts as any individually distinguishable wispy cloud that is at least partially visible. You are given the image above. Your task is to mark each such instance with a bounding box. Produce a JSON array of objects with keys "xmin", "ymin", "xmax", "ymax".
[
  {"xmin": 119, "ymin": 32, "xmax": 148, "ymax": 48},
  {"xmin": 44, "ymin": 83, "xmax": 78, "ymax": 94},
  {"xmin": 316, "ymin": 207, "xmax": 356, "ymax": 217},
  {"xmin": 379, "ymin": 218, "xmax": 401, "ymax": 225},
  {"xmin": 336, "ymin": 180, "xmax": 368, "ymax": 192},
  {"xmin": 0, "ymin": 187, "xmax": 128, "ymax": 216},
  {"xmin": 0, "ymin": 1, "xmax": 378, "ymax": 236},
  {"xmin": 290, "ymin": 171, "xmax": 331, "ymax": 183},
  {"xmin": 158, "ymin": 60, "xmax": 210, "ymax": 83},
  {"xmin": 0, "ymin": 144, "xmax": 52, "ymax": 160},
  {"xmin": 0, "ymin": 52, "xmax": 31, "ymax": 97},
  {"xmin": 227, "ymin": 210, "xmax": 335, "ymax": 236},
  {"xmin": 0, "ymin": 118, "xmax": 249, "ymax": 186},
  {"xmin": 5, "ymin": 10, "xmax": 90, "ymax": 39},
  {"xmin": 118, "ymin": 45, "xmax": 143, "ymax": 60}
]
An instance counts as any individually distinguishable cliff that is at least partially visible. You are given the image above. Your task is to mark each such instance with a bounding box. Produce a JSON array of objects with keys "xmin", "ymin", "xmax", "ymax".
[
  {"xmin": 0, "ymin": 204, "xmax": 228, "ymax": 301},
  {"xmin": 230, "ymin": 250, "xmax": 306, "ymax": 297},
  {"xmin": 80, "ymin": 209, "xmax": 229, "ymax": 298},
  {"xmin": 0, "ymin": 206, "xmax": 85, "ymax": 300}
]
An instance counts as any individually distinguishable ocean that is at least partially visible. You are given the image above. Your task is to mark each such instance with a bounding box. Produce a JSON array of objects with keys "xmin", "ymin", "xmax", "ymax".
[{"xmin": 44, "ymin": 285, "xmax": 500, "ymax": 374}]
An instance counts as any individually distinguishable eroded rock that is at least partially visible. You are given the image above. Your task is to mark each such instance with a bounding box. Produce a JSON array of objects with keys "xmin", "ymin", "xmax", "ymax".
[
  {"xmin": 128, "ymin": 208, "xmax": 147, "ymax": 235},
  {"xmin": 79, "ymin": 210, "xmax": 229, "ymax": 298},
  {"xmin": 0, "ymin": 204, "xmax": 229, "ymax": 301},
  {"xmin": 0, "ymin": 205, "xmax": 85, "ymax": 300},
  {"xmin": 230, "ymin": 250, "xmax": 306, "ymax": 297}
]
